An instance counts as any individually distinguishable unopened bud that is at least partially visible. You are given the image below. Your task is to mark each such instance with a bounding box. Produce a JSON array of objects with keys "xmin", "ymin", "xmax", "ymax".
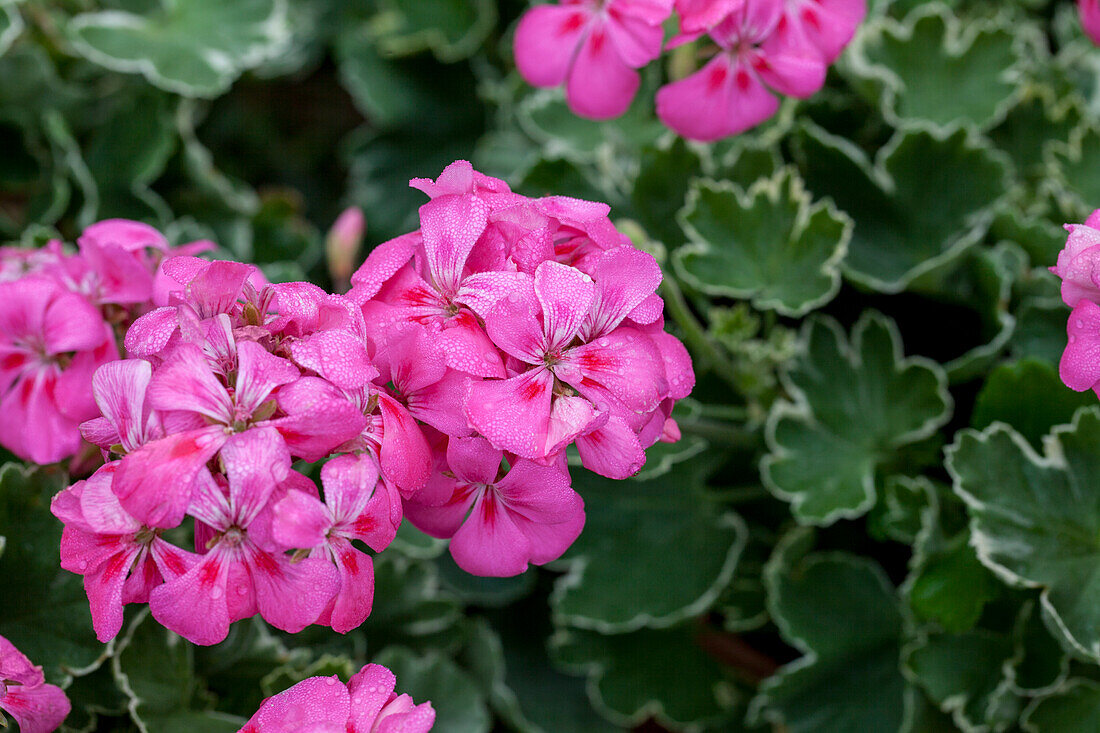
[{"xmin": 326, "ymin": 206, "xmax": 365, "ymax": 292}]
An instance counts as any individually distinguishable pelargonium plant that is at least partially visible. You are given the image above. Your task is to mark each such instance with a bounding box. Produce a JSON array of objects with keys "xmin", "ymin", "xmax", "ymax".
[
  {"xmin": 514, "ymin": 0, "xmax": 866, "ymax": 138},
  {"xmin": 37, "ymin": 160, "xmax": 693, "ymax": 648}
]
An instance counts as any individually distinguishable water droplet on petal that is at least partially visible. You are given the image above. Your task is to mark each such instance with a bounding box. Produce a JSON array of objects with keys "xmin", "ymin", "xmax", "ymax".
[{"xmin": 210, "ymin": 586, "xmax": 224, "ymax": 600}]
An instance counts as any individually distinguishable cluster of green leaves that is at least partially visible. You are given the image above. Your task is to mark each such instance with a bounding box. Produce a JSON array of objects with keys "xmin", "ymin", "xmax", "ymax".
[{"xmin": 6, "ymin": 0, "xmax": 1100, "ymax": 731}]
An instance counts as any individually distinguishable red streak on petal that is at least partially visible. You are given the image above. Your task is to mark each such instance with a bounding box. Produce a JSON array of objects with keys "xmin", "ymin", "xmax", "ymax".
[
  {"xmin": 351, "ymin": 514, "xmax": 377, "ymax": 534},
  {"xmin": 801, "ymin": 7, "xmax": 821, "ymax": 31},
  {"xmin": 169, "ymin": 435, "xmax": 200, "ymax": 460},
  {"xmin": 519, "ymin": 375, "xmax": 544, "ymax": 402},
  {"xmin": 341, "ymin": 547, "xmax": 359, "ymax": 574},
  {"xmin": 101, "ymin": 551, "xmax": 129, "ymax": 582},
  {"xmin": 590, "ymin": 28, "xmax": 605, "ymax": 53},
  {"xmin": 159, "ymin": 547, "xmax": 186, "ymax": 576},
  {"xmin": 97, "ymin": 534, "xmax": 124, "ymax": 548},
  {"xmin": 0, "ymin": 353, "xmax": 25, "ymax": 370},
  {"xmin": 482, "ymin": 493, "xmax": 497, "ymax": 525},
  {"xmin": 736, "ymin": 68, "xmax": 753, "ymax": 91},
  {"xmin": 446, "ymin": 483, "xmax": 479, "ymax": 507},
  {"xmin": 253, "ymin": 550, "xmax": 282, "ymax": 578},
  {"xmin": 198, "ymin": 560, "xmax": 220, "ymax": 588},
  {"xmin": 560, "ymin": 11, "xmax": 586, "ymax": 34},
  {"xmin": 708, "ymin": 64, "xmax": 729, "ymax": 92}
]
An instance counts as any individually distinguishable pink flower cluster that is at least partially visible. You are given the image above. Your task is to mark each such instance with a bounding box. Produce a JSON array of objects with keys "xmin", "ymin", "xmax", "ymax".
[
  {"xmin": 0, "ymin": 634, "xmax": 70, "ymax": 733},
  {"xmin": 0, "ymin": 221, "xmax": 210, "ymax": 465},
  {"xmin": 239, "ymin": 663, "xmax": 434, "ymax": 733},
  {"xmin": 1053, "ymin": 210, "xmax": 1100, "ymax": 395},
  {"xmin": 514, "ymin": 0, "xmax": 865, "ymax": 140},
  {"xmin": 49, "ymin": 161, "xmax": 693, "ymax": 647}
]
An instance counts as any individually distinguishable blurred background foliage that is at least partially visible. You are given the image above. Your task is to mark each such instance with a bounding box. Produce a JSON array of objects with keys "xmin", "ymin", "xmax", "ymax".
[{"xmin": 7, "ymin": 0, "xmax": 1100, "ymax": 731}]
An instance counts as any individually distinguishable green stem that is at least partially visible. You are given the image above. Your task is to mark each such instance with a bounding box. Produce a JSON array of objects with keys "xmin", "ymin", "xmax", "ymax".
[
  {"xmin": 661, "ymin": 276, "xmax": 741, "ymax": 390},
  {"xmin": 679, "ymin": 417, "xmax": 760, "ymax": 450}
]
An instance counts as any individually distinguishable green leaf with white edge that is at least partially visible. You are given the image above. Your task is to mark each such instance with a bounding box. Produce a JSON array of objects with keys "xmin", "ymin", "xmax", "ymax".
[
  {"xmin": 972, "ymin": 359, "xmax": 1096, "ymax": 450},
  {"xmin": 947, "ymin": 408, "xmax": 1100, "ymax": 662},
  {"xmin": 550, "ymin": 625, "xmax": 738, "ymax": 730},
  {"xmin": 762, "ymin": 312, "xmax": 953, "ymax": 525},
  {"xmin": 517, "ymin": 85, "xmax": 665, "ymax": 165},
  {"xmin": 792, "ymin": 122, "xmax": 1009, "ymax": 292},
  {"xmin": 630, "ymin": 138, "xmax": 703, "ymax": 250},
  {"xmin": 371, "ymin": 0, "xmax": 496, "ymax": 62},
  {"xmin": 904, "ymin": 687, "xmax": 967, "ymax": 733},
  {"xmin": 84, "ymin": 89, "xmax": 175, "ymax": 223},
  {"xmin": 371, "ymin": 646, "xmax": 492, "ymax": 733},
  {"xmin": 847, "ymin": 3, "xmax": 1025, "ymax": 131},
  {"xmin": 515, "ymin": 156, "xmax": 610, "ymax": 204},
  {"xmin": 68, "ymin": 0, "xmax": 291, "ymax": 97},
  {"xmin": 0, "ymin": 463, "xmax": 104, "ymax": 684},
  {"xmin": 714, "ymin": 138, "xmax": 782, "ymax": 189},
  {"xmin": 716, "ymin": 524, "xmax": 774, "ymax": 633},
  {"xmin": 989, "ymin": 87, "xmax": 1083, "ymax": 183},
  {"xmin": 674, "ymin": 168, "xmax": 850, "ymax": 317},
  {"xmin": 391, "ymin": 518, "xmax": 448, "ymax": 559},
  {"xmin": 552, "ymin": 467, "xmax": 747, "ymax": 632},
  {"xmin": 909, "ymin": 242, "xmax": 1024, "ymax": 383},
  {"xmin": 750, "ymin": 528, "xmax": 908, "ymax": 733},
  {"xmin": 0, "ymin": 0, "xmax": 24, "ymax": 57},
  {"xmin": 1011, "ymin": 601, "xmax": 1069, "ymax": 695},
  {"xmin": 194, "ymin": 618, "xmax": 309, "ymax": 717},
  {"xmin": 455, "ymin": 619, "xmax": 530, "ymax": 731},
  {"xmin": 908, "ymin": 531, "xmax": 1001, "ymax": 635},
  {"xmin": 490, "ymin": 593, "xmax": 619, "ymax": 733},
  {"xmin": 988, "ymin": 203, "xmax": 1067, "ymax": 268},
  {"xmin": 357, "ymin": 553, "xmax": 463, "ymax": 652},
  {"xmin": 1022, "ymin": 679, "xmax": 1100, "ymax": 732},
  {"xmin": 1048, "ymin": 124, "xmax": 1100, "ymax": 220},
  {"xmin": 435, "ymin": 553, "xmax": 536, "ymax": 608},
  {"xmin": 261, "ymin": 654, "xmax": 357, "ymax": 698},
  {"xmin": 868, "ymin": 475, "xmax": 937, "ymax": 545},
  {"xmin": 113, "ymin": 610, "xmax": 243, "ymax": 733},
  {"xmin": 1011, "ymin": 298, "xmax": 1067, "ymax": 366},
  {"xmin": 903, "ymin": 630, "xmax": 1020, "ymax": 732}
]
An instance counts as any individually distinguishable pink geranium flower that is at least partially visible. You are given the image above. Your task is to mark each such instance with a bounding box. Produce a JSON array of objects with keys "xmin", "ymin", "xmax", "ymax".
[
  {"xmin": 238, "ymin": 663, "xmax": 434, "ymax": 733},
  {"xmin": 148, "ymin": 429, "xmax": 339, "ymax": 645},
  {"xmin": 51, "ymin": 463, "xmax": 196, "ymax": 642},
  {"xmin": 0, "ymin": 277, "xmax": 115, "ymax": 464},
  {"xmin": 406, "ymin": 436, "xmax": 584, "ymax": 576},
  {"xmin": 656, "ymin": 0, "xmax": 826, "ymax": 140},
  {"xmin": 0, "ymin": 635, "xmax": 71, "ymax": 733},
  {"xmin": 272, "ymin": 454, "xmax": 399, "ymax": 633},
  {"xmin": 514, "ymin": 0, "xmax": 673, "ymax": 119},
  {"xmin": 466, "ymin": 258, "xmax": 668, "ymax": 473}
]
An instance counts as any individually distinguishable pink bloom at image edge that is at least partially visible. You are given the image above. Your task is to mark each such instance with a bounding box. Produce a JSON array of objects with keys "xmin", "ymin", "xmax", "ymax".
[
  {"xmin": 1081, "ymin": 0, "xmax": 1100, "ymax": 44},
  {"xmin": 1051, "ymin": 209, "xmax": 1100, "ymax": 395},
  {"xmin": 0, "ymin": 635, "xmax": 71, "ymax": 733},
  {"xmin": 239, "ymin": 663, "xmax": 434, "ymax": 733}
]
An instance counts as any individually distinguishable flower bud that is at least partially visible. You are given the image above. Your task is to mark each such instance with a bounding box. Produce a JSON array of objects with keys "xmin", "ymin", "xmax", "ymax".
[{"xmin": 326, "ymin": 206, "xmax": 365, "ymax": 292}]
